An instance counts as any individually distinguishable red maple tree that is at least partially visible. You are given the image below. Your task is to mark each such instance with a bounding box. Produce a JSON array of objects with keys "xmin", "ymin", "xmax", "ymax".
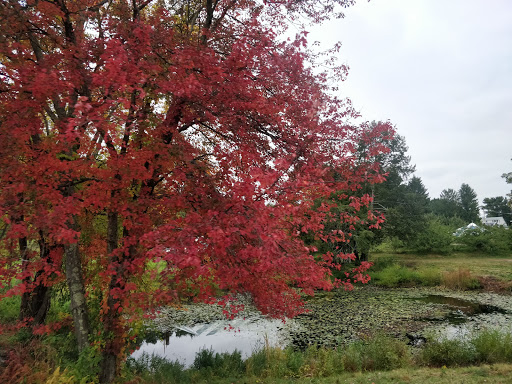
[{"xmin": 0, "ymin": 0, "xmax": 391, "ymax": 381}]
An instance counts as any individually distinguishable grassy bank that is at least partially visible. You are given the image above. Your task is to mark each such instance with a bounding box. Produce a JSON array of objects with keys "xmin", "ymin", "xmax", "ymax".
[
  {"xmin": 4, "ymin": 329, "xmax": 512, "ymax": 383},
  {"xmin": 124, "ymin": 330, "xmax": 512, "ymax": 383},
  {"xmin": 369, "ymin": 253, "xmax": 512, "ymax": 291},
  {"xmin": 202, "ymin": 364, "xmax": 512, "ymax": 383}
]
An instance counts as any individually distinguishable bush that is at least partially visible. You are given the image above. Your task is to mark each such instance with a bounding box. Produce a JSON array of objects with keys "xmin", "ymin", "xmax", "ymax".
[
  {"xmin": 244, "ymin": 345, "xmax": 288, "ymax": 377},
  {"xmin": 458, "ymin": 226, "xmax": 511, "ymax": 255},
  {"xmin": 284, "ymin": 348, "xmax": 305, "ymax": 377},
  {"xmin": 417, "ymin": 267, "xmax": 442, "ymax": 286},
  {"xmin": 371, "ymin": 255, "xmax": 397, "ymax": 271},
  {"xmin": 68, "ymin": 346, "xmax": 102, "ymax": 382},
  {"xmin": 244, "ymin": 336, "xmax": 409, "ymax": 378},
  {"xmin": 0, "ymin": 338, "xmax": 59, "ymax": 384},
  {"xmin": 409, "ymin": 216, "xmax": 454, "ymax": 254}
]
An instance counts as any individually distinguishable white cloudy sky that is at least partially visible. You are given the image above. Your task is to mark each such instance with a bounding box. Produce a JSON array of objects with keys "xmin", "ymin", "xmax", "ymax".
[{"xmin": 309, "ymin": 0, "xmax": 512, "ymax": 204}]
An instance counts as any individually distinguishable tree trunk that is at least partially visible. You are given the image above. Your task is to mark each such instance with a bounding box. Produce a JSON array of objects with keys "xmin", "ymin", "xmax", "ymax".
[
  {"xmin": 19, "ymin": 236, "xmax": 31, "ymax": 321},
  {"xmin": 99, "ymin": 209, "xmax": 121, "ymax": 384},
  {"xmin": 19, "ymin": 234, "xmax": 53, "ymax": 325},
  {"xmin": 19, "ymin": 273, "xmax": 51, "ymax": 324},
  {"xmin": 65, "ymin": 219, "xmax": 90, "ymax": 353},
  {"xmin": 99, "ymin": 210, "xmax": 138, "ymax": 383}
]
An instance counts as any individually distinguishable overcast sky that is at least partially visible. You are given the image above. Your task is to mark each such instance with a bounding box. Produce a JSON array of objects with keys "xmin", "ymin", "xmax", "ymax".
[{"xmin": 309, "ymin": 0, "xmax": 512, "ymax": 205}]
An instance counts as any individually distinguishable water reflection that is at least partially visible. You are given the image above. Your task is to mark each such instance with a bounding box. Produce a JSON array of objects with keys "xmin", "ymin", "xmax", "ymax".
[{"xmin": 131, "ymin": 318, "xmax": 285, "ymax": 367}]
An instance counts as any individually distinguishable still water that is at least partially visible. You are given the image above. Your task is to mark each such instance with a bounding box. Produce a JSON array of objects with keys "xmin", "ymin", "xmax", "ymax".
[
  {"xmin": 416, "ymin": 294, "xmax": 510, "ymax": 339},
  {"xmin": 131, "ymin": 317, "xmax": 286, "ymax": 367}
]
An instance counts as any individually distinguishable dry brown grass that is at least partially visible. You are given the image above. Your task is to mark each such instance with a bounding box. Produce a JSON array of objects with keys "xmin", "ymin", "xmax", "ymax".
[
  {"xmin": 477, "ymin": 276, "xmax": 512, "ymax": 293},
  {"xmin": 441, "ymin": 268, "xmax": 481, "ymax": 290}
]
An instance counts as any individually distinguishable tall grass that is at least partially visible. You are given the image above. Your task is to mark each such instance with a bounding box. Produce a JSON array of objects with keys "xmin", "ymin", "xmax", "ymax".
[
  {"xmin": 125, "ymin": 353, "xmax": 190, "ymax": 384},
  {"xmin": 125, "ymin": 334, "xmax": 411, "ymax": 382},
  {"xmin": 441, "ymin": 268, "xmax": 481, "ymax": 290},
  {"xmin": 341, "ymin": 334, "xmax": 410, "ymax": 372},
  {"xmin": 420, "ymin": 330, "xmax": 512, "ymax": 367},
  {"xmin": 4, "ymin": 326, "xmax": 512, "ymax": 382},
  {"xmin": 472, "ymin": 330, "xmax": 512, "ymax": 364}
]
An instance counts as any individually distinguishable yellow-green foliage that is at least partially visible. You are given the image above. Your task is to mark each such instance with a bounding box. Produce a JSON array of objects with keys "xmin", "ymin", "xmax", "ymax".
[
  {"xmin": 45, "ymin": 367, "xmax": 75, "ymax": 384},
  {"xmin": 371, "ymin": 263, "xmax": 441, "ymax": 288}
]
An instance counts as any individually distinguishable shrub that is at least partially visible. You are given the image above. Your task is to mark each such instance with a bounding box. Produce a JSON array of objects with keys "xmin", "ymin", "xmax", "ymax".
[
  {"xmin": 371, "ymin": 264, "xmax": 421, "ymax": 287},
  {"xmin": 0, "ymin": 338, "xmax": 59, "ymax": 384},
  {"xmin": 67, "ymin": 346, "xmax": 102, "ymax": 382},
  {"xmin": 421, "ymin": 331, "xmax": 512, "ymax": 367},
  {"xmin": 373, "ymin": 237, "xmax": 406, "ymax": 254},
  {"xmin": 370, "ymin": 259, "xmax": 441, "ymax": 288},
  {"xmin": 409, "ymin": 215, "xmax": 453, "ymax": 254},
  {"xmin": 371, "ymin": 264, "xmax": 417, "ymax": 288},
  {"xmin": 44, "ymin": 367, "xmax": 76, "ymax": 384},
  {"xmin": 458, "ymin": 226, "xmax": 511, "ymax": 255},
  {"xmin": 284, "ymin": 348, "xmax": 304, "ymax": 377},
  {"xmin": 371, "ymin": 255, "xmax": 397, "ymax": 271}
]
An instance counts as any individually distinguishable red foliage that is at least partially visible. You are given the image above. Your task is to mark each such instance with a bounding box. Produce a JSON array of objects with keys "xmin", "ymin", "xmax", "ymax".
[
  {"xmin": 0, "ymin": 0, "xmax": 391, "ymax": 374},
  {"xmin": 0, "ymin": 339, "xmax": 57, "ymax": 384}
]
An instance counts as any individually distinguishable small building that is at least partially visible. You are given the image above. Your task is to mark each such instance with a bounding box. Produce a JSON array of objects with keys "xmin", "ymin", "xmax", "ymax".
[
  {"xmin": 453, "ymin": 222, "xmax": 482, "ymax": 237},
  {"xmin": 482, "ymin": 217, "xmax": 508, "ymax": 227}
]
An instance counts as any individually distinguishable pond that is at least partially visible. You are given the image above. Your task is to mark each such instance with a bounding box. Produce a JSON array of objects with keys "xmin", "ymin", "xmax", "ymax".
[
  {"xmin": 131, "ymin": 317, "xmax": 289, "ymax": 367},
  {"xmin": 415, "ymin": 293, "xmax": 512, "ymax": 340},
  {"xmin": 416, "ymin": 294, "xmax": 507, "ymax": 324},
  {"xmin": 131, "ymin": 287, "xmax": 512, "ymax": 364}
]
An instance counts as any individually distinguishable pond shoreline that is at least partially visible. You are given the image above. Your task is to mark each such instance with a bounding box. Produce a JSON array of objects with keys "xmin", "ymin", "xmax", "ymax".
[{"xmin": 140, "ymin": 286, "xmax": 512, "ymax": 362}]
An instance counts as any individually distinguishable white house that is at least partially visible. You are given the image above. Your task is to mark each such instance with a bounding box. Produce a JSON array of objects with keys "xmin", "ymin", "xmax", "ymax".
[
  {"xmin": 482, "ymin": 217, "xmax": 508, "ymax": 227},
  {"xmin": 453, "ymin": 222, "xmax": 482, "ymax": 237}
]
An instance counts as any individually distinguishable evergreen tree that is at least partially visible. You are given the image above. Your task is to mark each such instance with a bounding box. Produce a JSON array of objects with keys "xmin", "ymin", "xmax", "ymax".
[
  {"xmin": 431, "ymin": 188, "xmax": 462, "ymax": 219},
  {"xmin": 459, "ymin": 183, "xmax": 480, "ymax": 223},
  {"xmin": 482, "ymin": 196, "xmax": 512, "ymax": 226},
  {"xmin": 430, "ymin": 184, "xmax": 480, "ymax": 224}
]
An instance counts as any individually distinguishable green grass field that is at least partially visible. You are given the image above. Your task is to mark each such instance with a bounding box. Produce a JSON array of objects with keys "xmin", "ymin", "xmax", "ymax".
[
  {"xmin": 369, "ymin": 252, "xmax": 512, "ymax": 290},
  {"xmin": 198, "ymin": 364, "xmax": 512, "ymax": 383}
]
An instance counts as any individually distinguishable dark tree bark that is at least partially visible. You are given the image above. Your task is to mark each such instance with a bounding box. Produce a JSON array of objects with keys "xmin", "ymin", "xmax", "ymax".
[
  {"xmin": 18, "ymin": 223, "xmax": 52, "ymax": 325},
  {"xmin": 99, "ymin": 209, "xmax": 121, "ymax": 384}
]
